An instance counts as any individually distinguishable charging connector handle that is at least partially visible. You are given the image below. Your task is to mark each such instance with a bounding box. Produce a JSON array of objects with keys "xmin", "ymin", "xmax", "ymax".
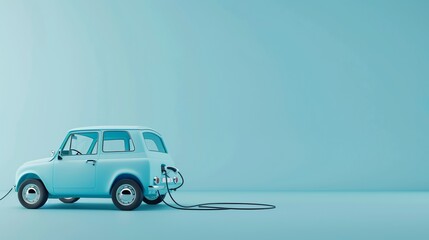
[
  {"xmin": 166, "ymin": 166, "xmax": 178, "ymax": 173},
  {"xmin": 161, "ymin": 164, "xmax": 179, "ymax": 173}
]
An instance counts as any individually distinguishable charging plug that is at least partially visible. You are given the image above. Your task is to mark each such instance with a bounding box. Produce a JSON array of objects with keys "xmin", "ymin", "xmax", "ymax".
[{"xmin": 167, "ymin": 166, "xmax": 178, "ymax": 173}]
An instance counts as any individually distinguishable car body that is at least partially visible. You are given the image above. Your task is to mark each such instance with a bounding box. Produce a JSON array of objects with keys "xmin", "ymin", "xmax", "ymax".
[{"xmin": 15, "ymin": 126, "xmax": 180, "ymax": 210}]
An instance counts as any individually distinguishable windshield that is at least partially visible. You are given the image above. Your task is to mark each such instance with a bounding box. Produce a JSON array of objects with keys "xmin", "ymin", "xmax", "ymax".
[{"xmin": 61, "ymin": 132, "xmax": 99, "ymax": 156}]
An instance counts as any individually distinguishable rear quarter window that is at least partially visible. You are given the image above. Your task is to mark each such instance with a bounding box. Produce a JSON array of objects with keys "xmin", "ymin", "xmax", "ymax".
[{"xmin": 143, "ymin": 132, "xmax": 167, "ymax": 153}]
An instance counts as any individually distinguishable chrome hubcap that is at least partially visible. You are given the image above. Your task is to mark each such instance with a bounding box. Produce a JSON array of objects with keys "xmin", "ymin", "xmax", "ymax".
[
  {"xmin": 116, "ymin": 184, "xmax": 136, "ymax": 206},
  {"xmin": 22, "ymin": 184, "xmax": 40, "ymax": 205}
]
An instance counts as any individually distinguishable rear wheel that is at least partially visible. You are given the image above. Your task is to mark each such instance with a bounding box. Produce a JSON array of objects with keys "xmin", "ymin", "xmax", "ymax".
[
  {"xmin": 143, "ymin": 194, "xmax": 165, "ymax": 205},
  {"xmin": 111, "ymin": 179, "xmax": 142, "ymax": 211},
  {"xmin": 59, "ymin": 197, "xmax": 80, "ymax": 204},
  {"xmin": 18, "ymin": 179, "xmax": 48, "ymax": 209}
]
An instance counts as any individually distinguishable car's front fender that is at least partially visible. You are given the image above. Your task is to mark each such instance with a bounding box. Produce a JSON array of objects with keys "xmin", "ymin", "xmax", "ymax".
[{"xmin": 15, "ymin": 161, "xmax": 53, "ymax": 194}]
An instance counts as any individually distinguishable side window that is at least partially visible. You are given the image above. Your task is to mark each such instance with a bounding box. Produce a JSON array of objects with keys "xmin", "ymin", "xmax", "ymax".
[
  {"xmin": 61, "ymin": 132, "xmax": 99, "ymax": 156},
  {"xmin": 103, "ymin": 131, "xmax": 135, "ymax": 152},
  {"xmin": 143, "ymin": 132, "xmax": 167, "ymax": 153}
]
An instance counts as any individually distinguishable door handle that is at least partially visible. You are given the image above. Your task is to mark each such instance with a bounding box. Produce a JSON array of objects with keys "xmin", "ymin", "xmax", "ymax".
[{"xmin": 86, "ymin": 160, "xmax": 97, "ymax": 166}]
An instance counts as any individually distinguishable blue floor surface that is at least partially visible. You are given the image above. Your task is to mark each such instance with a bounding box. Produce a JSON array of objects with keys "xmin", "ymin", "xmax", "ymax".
[{"xmin": 1, "ymin": 191, "xmax": 428, "ymax": 240}]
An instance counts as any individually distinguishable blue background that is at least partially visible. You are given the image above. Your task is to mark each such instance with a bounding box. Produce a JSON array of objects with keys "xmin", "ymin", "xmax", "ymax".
[{"xmin": 0, "ymin": 0, "xmax": 428, "ymax": 191}]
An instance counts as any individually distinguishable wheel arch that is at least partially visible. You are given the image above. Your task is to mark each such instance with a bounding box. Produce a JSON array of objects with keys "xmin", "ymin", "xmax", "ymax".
[
  {"xmin": 109, "ymin": 173, "xmax": 144, "ymax": 195},
  {"xmin": 17, "ymin": 173, "xmax": 44, "ymax": 190}
]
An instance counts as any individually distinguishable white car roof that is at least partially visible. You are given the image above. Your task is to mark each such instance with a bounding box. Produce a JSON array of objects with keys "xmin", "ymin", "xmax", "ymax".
[{"xmin": 69, "ymin": 125, "xmax": 159, "ymax": 133}]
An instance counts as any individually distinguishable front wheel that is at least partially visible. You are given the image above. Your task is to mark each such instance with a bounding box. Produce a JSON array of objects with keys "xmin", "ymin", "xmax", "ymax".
[
  {"xmin": 143, "ymin": 194, "xmax": 165, "ymax": 205},
  {"xmin": 59, "ymin": 197, "xmax": 80, "ymax": 204},
  {"xmin": 18, "ymin": 179, "xmax": 48, "ymax": 209},
  {"xmin": 111, "ymin": 179, "xmax": 142, "ymax": 211}
]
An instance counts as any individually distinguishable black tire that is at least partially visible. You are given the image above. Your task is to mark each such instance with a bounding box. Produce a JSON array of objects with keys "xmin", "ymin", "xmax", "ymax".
[
  {"xmin": 59, "ymin": 197, "xmax": 80, "ymax": 204},
  {"xmin": 143, "ymin": 194, "xmax": 165, "ymax": 205},
  {"xmin": 18, "ymin": 179, "xmax": 48, "ymax": 209},
  {"xmin": 111, "ymin": 179, "xmax": 142, "ymax": 211}
]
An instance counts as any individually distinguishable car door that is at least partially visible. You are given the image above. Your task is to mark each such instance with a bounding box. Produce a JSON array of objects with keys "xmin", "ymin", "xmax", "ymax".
[{"xmin": 53, "ymin": 131, "xmax": 100, "ymax": 195}]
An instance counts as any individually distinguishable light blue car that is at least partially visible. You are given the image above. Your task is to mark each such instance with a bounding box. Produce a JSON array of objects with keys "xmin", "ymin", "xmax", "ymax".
[{"xmin": 15, "ymin": 126, "xmax": 180, "ymax": 210}]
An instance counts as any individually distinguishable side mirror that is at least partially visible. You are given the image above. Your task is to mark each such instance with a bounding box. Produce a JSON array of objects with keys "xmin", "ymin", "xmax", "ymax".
[{"xmin": 57, "ymin": 150, "xmax": 63, "ymax": 160}]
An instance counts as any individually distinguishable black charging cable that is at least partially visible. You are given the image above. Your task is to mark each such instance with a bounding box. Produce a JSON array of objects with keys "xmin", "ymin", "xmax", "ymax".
[
  {"xmin": 0, "ymin": 186, "xmax": 14, "ymax": 201},
  {"xmin": 157, "ymin": 169, "xmax": 276, "ymax": 211}
]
